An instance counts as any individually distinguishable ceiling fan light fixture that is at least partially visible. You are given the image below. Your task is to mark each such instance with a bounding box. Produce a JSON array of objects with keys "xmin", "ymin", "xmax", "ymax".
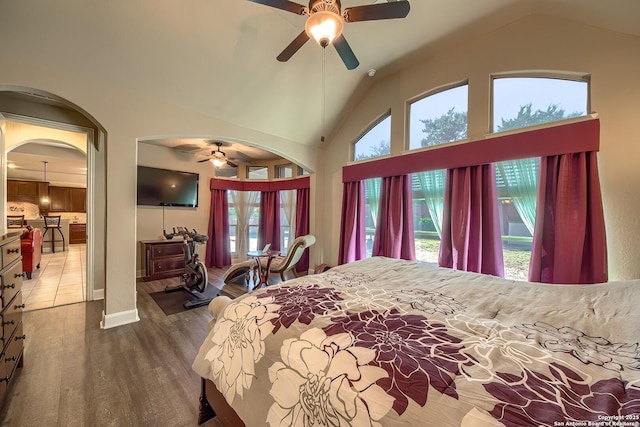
[
  {"xmin": 305, "ymin": 11, "xmax": 343, "ymax": 47},
  {"xmin": 210, "ymin": 151, "xmax": 227, "ymax": 168}
]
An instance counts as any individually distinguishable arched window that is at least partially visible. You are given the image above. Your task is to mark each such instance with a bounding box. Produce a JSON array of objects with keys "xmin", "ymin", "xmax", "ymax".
[
  {"xmin": 408, "ymin": 83, "xmax": 468, "ymax": 150},
  {"xmin": 353, "ymin": 114, "xmax": 391, "ymax": 161},
  {"xmin": 492, "ymin": 76, "xmax": 589, "ymax": 132},
  {"xmin": 491, "ymin": 75, "xmax": 589, "ymax": 280}
]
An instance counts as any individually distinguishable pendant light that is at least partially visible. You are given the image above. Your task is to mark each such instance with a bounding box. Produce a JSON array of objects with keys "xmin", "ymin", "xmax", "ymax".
[{"xmin": 41, "ymin": 161, "xmax": 50, "ymax": 204}]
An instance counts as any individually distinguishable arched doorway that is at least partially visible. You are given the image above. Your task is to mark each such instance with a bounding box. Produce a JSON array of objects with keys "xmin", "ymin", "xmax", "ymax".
[{"xmin": 0, "ymin": 87, "xmax": 107, "ymax": 312}]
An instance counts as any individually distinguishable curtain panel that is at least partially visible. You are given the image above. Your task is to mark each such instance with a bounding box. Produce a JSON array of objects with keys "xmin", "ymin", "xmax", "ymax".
[
  {"xmin": 338, "ymin": 180, "xmax": 366, "ymax": 264},
  {"xmin": 529, "ymin": 151, "xmax": 607, "ymax": 284},
  {"xmin": 371, "ymin": 175, "xmax": 415, "ymax": 260},
  {"xmin": 205, "ymin": 188, "xmax": 231, "ymax": 268},
  {"xmin": 439, "ymin": 164, "xmax": 504, "ymax": 277},
  {"xmin": 258, "ymin": 191, "xmax": 281, "ymax": 251},
  {"xmin": 295, "ymin": 187, "xmax": 310, "ymax": 273}
]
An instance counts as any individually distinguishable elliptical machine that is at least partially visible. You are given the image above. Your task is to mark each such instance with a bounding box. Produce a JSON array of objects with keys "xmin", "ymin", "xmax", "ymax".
[{"xmin": 164, "ymin": 227, "xmax": 212, "ymax": 310}]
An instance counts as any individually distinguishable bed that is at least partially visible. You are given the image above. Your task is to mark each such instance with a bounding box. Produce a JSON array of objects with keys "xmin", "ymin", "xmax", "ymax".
[{"xmin": 192, "ymin": 257, "xmax": 640, "ymax": 426}]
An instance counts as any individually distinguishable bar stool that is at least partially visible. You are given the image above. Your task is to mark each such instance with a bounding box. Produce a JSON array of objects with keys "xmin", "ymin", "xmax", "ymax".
[
  {"xmin": 42, "ymin": 215, "xmax": 65, "ymax": 253},
  {"xmin": 7, "ymin": 215, "xmax": 25, "ymax": 229}
]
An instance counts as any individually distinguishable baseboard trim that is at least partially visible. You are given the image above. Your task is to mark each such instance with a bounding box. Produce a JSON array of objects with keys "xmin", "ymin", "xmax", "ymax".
[{"xmin": 100, "ymin": 309, "xmax": 140, "ymax": 329}]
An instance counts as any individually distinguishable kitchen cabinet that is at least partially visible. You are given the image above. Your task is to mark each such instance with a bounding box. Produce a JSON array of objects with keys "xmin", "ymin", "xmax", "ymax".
[
  {"xmin": 7, "ymin": 180, "xmax": 50, "ymax": 214},
  {"xmin": 69, "ymin": 223, "xmax": 86, "ymax": 244},
  {"xmin": 69, "ymin": 188, "xmax": 86, "ymax": 212},
  {"xmin": 49, "ymin": 186, "xmax": 70, "ymax": 212},
  {"xmin": 48, "ymin": 186, "xmax": 86, "ymax": 213}
]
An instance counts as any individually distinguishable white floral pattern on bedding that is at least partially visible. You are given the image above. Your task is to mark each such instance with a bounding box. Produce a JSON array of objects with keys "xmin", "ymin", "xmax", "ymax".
[{"xmin": 193, "ymin": 257, "xmax": 640, "ymax": 427}]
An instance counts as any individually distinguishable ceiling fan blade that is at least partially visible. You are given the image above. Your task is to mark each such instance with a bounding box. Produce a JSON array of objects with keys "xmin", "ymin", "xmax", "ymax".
[
  {"xmin": 343, "ymin": 1, "xmax": 410, "ymax": 23},
  {"xmin": 247, "ymin": 0, "xmax": 306, "ymax": 15},
  {"xmin": 277, "ymin": 31, "xmax": 309, "ymax": 62},
  {"xmin": 333, "ymin": 35, "xmax": 359, "ymax": 70},
  {"xmin": 197, "ymin": 159, "xmax": 210, "ymax": 163}
]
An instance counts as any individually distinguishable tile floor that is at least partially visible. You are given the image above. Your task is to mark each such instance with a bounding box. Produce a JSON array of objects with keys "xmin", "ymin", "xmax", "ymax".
[{"xmin": 22, "ymin": 244, "xmax": 87, "ymax": 311}]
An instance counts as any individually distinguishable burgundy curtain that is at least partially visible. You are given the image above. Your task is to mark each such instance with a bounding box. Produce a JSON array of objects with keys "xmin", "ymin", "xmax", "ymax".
[
  {"xmin": 338, "ymin": 181, "xmax": 366, "ymax": 264},
  {"xmin": 295, "ymin": 187, "xmax": 310, "ymax": 273},
  {"xmin": 371, "ymin": 175, "xmax": 415, "ymax": 260},
  {"xmin": 529, "ymin": 151, "xmax": 607, "ymax": 284},
  {"xmin": 206, "ymin": 189, "xmax": 231, "ymax": 268},
  {"xmin": 439, "ymin": 164, "xmax": 504, "ymax": 277},
  {"xmin": 258, "ymin": 191, "xmax": 281, "ymax": 251}
]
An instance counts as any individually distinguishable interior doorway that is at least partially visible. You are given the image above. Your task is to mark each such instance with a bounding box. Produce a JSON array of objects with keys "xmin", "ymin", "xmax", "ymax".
[{"xmin": 6, "ymin": 134, "xmax": 88, "ymax": 310}]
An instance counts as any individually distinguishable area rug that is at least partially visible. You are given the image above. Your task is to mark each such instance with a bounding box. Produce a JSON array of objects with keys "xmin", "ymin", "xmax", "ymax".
[{"xmin": 150, "ymin": 285, "xmax": 229, "ymax": 316}]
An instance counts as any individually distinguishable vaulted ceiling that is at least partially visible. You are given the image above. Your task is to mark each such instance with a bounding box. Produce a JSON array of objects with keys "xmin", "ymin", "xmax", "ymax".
[{"xmin": 2, "ymin": 0, "xmax": 639, "ymax": 151}]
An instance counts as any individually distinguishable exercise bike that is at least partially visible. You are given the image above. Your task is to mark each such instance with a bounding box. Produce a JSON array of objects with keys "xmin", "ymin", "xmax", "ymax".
[{"xmin": 164, "ymin": 227, "xmax": 212, "ymax": 310}]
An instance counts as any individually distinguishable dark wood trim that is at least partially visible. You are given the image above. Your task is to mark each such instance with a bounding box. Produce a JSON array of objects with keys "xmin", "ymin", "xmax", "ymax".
[{"xmin": 202, "ymin": 379, "xmax": 245, "ymax": 427}]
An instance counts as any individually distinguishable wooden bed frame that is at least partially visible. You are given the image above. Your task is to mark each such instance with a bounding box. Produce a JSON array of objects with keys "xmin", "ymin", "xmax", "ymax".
[{"xmin": 199, "ymin": 378, "xmax": 246, "ymax": 426}]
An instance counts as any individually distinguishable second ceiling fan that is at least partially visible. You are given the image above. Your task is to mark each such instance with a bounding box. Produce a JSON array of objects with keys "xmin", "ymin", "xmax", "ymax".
[{"xmin": 248, "ymin": 0, "xmax": 410, "ymax": 70}]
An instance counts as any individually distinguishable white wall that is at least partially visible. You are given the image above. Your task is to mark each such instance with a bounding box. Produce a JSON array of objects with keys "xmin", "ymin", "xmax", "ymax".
[{"xmin": 319, "ymin": 14, "xmax": 640, "ymax": 280}]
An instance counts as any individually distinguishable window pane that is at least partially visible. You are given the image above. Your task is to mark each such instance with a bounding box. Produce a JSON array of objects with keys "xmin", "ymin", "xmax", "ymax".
[
  {"xmin": 412, "ymin": 170, "xmax": 445, "ymax": 264},
  {"xmin": 363, "ymin": 178, "xmax": 381, "ymax": 257},
  {"xmin": 279, "ymin": 190, "xmax": 296, "ymax": 250},
  {"xmin": 216, "ymin": 165, "xmax": 237, "ymax": 178},
  {"xmin": 354, "ymin": 116, "xmax": 390, "ymax": 161},
  {"xmin": 409, "ymin": 84, "xmax": 468, "ymax": 150},
  {"xmin": 493, "ymin": 77, "xmax": 588, "ymax": 132},
  {"xmin": 495, "ymin": 158, "xmax": 538, "ymax": 281},
  {"xmin": 228, "ymin": 193, "xmax": 238, "ymax": 253},
  {"xmin": 248, "ymin": 166, "xmax": 268, "ymax": 180},
  {"xmin": 276, "ymin": 164, "xmax": 293, "ymax": 179},
  {"xmin": 248, "ymin": 193, "xmax": 261, "ymax": 251}
]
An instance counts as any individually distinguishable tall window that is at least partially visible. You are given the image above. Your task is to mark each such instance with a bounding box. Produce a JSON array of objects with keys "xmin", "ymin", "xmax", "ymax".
[
  {"xmin": 363, "ymin": 178, "xmax": 381, "ymax": 257},
  {"xmin": 280, "ymin": 190, "xmax": 296, "ymax": 250},
  {"xmin": 411, "ymin": 170, "xmax": 445, "ymax": 264},
  {"xmin": 353, "ymin": 115, "xmax": 391, "ymax": 161},
  {"xmin": 408, "ymin": 83, "xmax": 468, "ymax": 150},
  {"xmin": 492, "ymin": 75, "xmax": 589, "ymax": 280},
  {"xmin": 228, "ymin": 192, "xmax": 238, "ymax": 253},
  {"xmin": 492, "ymin": 76, "xmax": 589, "ymax": 132},
  {"xmin": 229, "ymin": 190, "xmax": 261, "ymax": 257}
]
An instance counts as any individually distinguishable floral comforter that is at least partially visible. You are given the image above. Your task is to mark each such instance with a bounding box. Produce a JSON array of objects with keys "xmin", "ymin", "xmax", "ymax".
[{"xmin": 193, "ymin": 257, "xmax": 640, "ymax": 427}]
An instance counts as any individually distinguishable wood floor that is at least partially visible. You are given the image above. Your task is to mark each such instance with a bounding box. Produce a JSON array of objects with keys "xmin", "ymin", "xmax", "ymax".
[{"xmin": 0, "ymin": 267, "xmax": 246, "ymax": 427}]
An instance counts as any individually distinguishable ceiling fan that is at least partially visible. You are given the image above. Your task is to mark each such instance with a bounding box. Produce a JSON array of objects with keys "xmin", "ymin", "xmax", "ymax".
[
  {"xmin": 248, "ymin": 0, "xmax": 410, "ymax": 70},
  {"xmin": 197, "ymin": 142, "xmax": 236, "ymax": 168}
]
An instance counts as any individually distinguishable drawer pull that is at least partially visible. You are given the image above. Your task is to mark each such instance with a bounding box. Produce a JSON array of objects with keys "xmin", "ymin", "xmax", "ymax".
[
  {"xmin": 3, "ymin": 320, "xmax": 14, "ymax": 326},
  {"xmin": 15, "ymin": 335, "xmax": 26, "ymax": 341},
  {"xmin": 5, "ymin": 356, "xmax": 16, "ymax": 363},
  {"xmin": 15, "ymin": 304, "xmax": 26, "ymax": 309},
  {"xmin": 6, "ymin": 248, "xmax": 19, "ymax": 254},
  {"xmin": 14, "ymin": 273, "xmax": 25, "ymax": 278},
  {"xmin": 3, "ymin": 283, "xmax": 15, "ymax": 289}
]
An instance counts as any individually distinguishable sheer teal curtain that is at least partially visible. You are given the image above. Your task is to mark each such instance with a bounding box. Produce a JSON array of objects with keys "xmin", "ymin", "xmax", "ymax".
[
  {"xmin": 415, "ymin": 169, "xmax": 446, "ymax": 237},
  {"xmin": 496, "ymin": 158, "xmax": 539, "ymax": 235},
  {"xmin": 364, "ymin": 178, "xmax": 381, "ymax": 224},
  {"xmin": 364, "ymin": 178, "xmax": 381, "ymax": 256}
]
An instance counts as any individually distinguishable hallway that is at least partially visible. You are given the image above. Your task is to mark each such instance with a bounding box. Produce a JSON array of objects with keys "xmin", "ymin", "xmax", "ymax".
[{"xmin": 22, "ymin": 244, "xmax": 86, "ymax": 311}]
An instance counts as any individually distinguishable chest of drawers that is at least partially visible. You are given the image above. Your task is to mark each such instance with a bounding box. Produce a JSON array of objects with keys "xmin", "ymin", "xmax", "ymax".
[
  {"xmin": 0, "ymin": 232, "xmax": 25, "ymax": 409},
  {"xmin": 141, "ymin": 239, "xmax": 186, "ymax": 281}
]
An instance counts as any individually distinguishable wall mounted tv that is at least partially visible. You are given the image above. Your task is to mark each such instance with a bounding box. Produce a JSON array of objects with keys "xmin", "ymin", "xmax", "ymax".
[{"xmin": 137, "ymin": 166, "xmax": 199, "ymax": 208}]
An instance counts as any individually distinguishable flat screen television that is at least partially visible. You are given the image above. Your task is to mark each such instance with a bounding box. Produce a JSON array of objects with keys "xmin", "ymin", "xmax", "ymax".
[{"xmin": 137, "ymin": 166, "xmax": 199, "ymax": 208}]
